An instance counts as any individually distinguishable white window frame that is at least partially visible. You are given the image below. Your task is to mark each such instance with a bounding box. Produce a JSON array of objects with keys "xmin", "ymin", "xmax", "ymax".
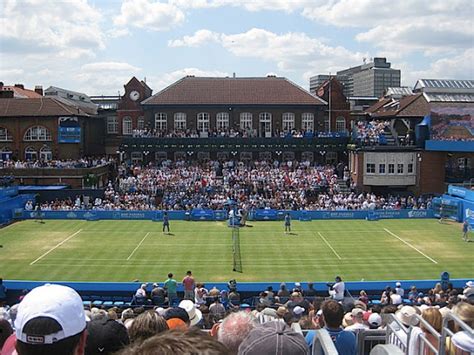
[
  {"xmin": 106, "ymin": 117, "xmax": 118, "ymax": 134},
  {"xmin": 216, "ymin": 112, "xmax": 230, "ymax": 130},
  {"xmin": 39, "ymin": 146, "xmax": 52, "ymax": 161},
  {"xmin": 366, "ymin": 163, "xmax": 376, "ymax": 174},
  {"xmin": 122, "ymin": 116, "xmax": 132, "ymax": 135},
  {"xmin": 25, "ymin": 146, "xmax": 37, "ymax": 161},
  {"xmin": 336, "ymin": 117, "xmax": 346, "ymax": 132},
  {"xmin": 0, "ymin": 147, "xmax": 12, "ymax": 160},
  {"xmin": 0, "ymin": 127, "xmax": 12, "ymax": 141},
  {"xmin": 24, "ymin": 126, "xmax": 51, "ymax": 141},
  {"xmin": 259, "ymin": 112, "xmax": 272, "ymax": 136},
  {"xmin": 137, "ymin": 116, "xmax": 145, "ymax": 130},
  {"xmin": 155, "ymin": 113, "xmax": 167, "ymax": 131},
  {"xmin": 197, "ymin": 112, "xmax": 210, "ymax": 132},
  {"xmin": 240, "ymin": 112, "xmax": 253, "ymax": 130},
  {"xmin": 301, "ymin": 113, "xmax": 314, "ymax": 132},
  {"xmin": 174, "ymin": 113, "xmax": 187, "ymax": 130},
  {"xmin": 324, "ymin": 117, "xmax": 330, "ymax": 132},
  {"xmin": 282, "ymin": 113, "xmax": 295, "ymax": 132}
]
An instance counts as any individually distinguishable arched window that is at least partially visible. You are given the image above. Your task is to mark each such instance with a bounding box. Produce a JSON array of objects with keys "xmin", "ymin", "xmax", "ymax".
[
  {"xmin": 137, "ymin": 116, "xmax": 145, "ymax": 130},
  {"xmin": 155, "ymin": 113, "xmax": 167, "ymax": 131},
  {"xmin": 39, "ymin": 146, "xmax": 52, "ymax": 161},
  {"xmin": 122, "ymin": 116, "xmax": 132, "ymax": 135},
  {"xmin": 216, "ymin": 112, "xmax": 229, "ymax": 131},
  {"xmin": 301, "ymin": 113, "xmax": 314, "ymax": 132},
  {"xmin": 0, "ymin": 147, "xmax": 12, "ymax": 161},
  {"xmin": 197, "ymin": 113, "xmax": 210, "ymax": 132},
  {"xmin": 174, "ymin": 113, "xmax": 186, "ymax": 130},
  {"xmin": 259, "ymin": 112, "xmax": 272, "ymax": 137},
  {"xmin": 25, "ymin": 147, "xmax": 37, "ymax": 161},
  {"xmin": 24, "ymin": 126, "xmax": 51, "ymax": 141},
  {"xmin": 240, "ymin": 113, "xmax": 253, "ymax": 130},
  {"xmin": 336, "ymin": 117, "xmax": 346, "ymax": 132},
  {"xmin": 282, "ymin": 113, "xmax": 295, "ymax": 132},
  {"xmin": 0, "ymin": 127, "xmax": 12, "ymax": 141}
]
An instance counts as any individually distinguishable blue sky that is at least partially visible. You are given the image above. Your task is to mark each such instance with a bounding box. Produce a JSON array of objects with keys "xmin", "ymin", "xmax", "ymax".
[{"xmin": 1, "ymin": 0, "xmax": 473, "ymax": 96}]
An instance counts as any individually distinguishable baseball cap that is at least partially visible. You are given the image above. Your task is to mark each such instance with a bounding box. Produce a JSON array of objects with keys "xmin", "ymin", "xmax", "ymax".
[
  {"xmin": 85, "ymin": 319, "xmax": 130, "ymax": 355},
  {"xmin": 396, "ymin": 282, "xmax": 401, "ymax": 287},
  {"xmin": 293, "ymin": 306, "xmax": 305, "ymax": 316},
  {"xmin": 351, "ymin": 308, "xmax": 364, "ymax": 318},
  {"xmin": 294, "ymin": 282, "xmax": 301, "ymax": 287},
  {"xmin": 15, "ymin": 284, "xmax": 86, "ymax": 344},
  {"xmin": 238, "ymin": 321, "xmax": 309, "ymax": 355},
  {"xmin": 163, "ymin": 307, "xmax": 190, "ymax": 324},
  {"xmin": 368, "ymin": 313, "xmax": 382, "ymax": 327}
]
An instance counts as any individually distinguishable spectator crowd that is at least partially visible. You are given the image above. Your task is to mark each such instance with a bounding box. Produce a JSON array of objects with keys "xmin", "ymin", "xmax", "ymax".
[
  {"xmin": 0, "ymin": 157, "xmax": 111, "ymax": 169},
  {"xmin": 353, "ymin": 120, "xmax": 391, "ymax": 146}
]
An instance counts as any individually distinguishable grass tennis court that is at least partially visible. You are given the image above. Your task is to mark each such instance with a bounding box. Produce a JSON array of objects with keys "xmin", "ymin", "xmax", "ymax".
[{"xmin": 0, "ymin": 219, "xmax": 472, "ymax": 283}]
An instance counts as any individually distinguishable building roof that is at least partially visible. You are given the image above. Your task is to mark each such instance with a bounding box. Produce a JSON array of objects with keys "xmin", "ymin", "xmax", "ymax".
[
  {"xmin": 414, "ymin": 79, "xmax": 474, "ymax": 92},
  {"xmin": 44, "ymin": 86, "xmax": 98, "ymax": 115},
  {"xmin": 1, "ymin": 86, "xmax": 42, "ymax": 98},
  {"xmin": 423, "ymin": 92, "xmax": 474, "ymax": 103},
  {"xmin": 367, "ymin": 93, "xmax": 426, "ymax": 117},
  {"xmin": 385, "ymin": 87, "xmax": 413, "ymax": 98},
  {"xmin": 142, "ymin": 76, "xmax": 326, "ymax": 106},
  {"xmin": 0, "ymin": 97, "xmax": 90, "ymax": 117}
]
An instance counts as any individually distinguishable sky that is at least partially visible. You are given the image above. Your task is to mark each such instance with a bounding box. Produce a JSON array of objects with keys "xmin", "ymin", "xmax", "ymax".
[{"xmin": 1, "ymin": 0, "xmax": 473, "ymax": 96}]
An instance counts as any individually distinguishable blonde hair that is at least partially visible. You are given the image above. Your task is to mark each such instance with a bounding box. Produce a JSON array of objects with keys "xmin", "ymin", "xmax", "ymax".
[
  {"xmin": 421, "ymin": 307, "xmax": 442, "ymax": 333},
  {"xmin": 452, "ymin": 302, "xmax": 474, "ymax": 327}
]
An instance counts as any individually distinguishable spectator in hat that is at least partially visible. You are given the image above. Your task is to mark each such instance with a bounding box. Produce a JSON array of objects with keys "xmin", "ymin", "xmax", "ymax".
[
  {"xmin": 14, "ymin": 284, "xmax": 87, "ymax": 355},
  {"xmin": 179, "ymin": 300, "xmax": 203, "ymax": 327},
  {"xmin": 163, "ymin": 307, "xmax": 190, "ymax": 327},
  {"xmin": 217, "ymin": 311, "xmax": 257, "ymax": 354},
  {"xmin": 238, "ymin": 321, "xmax": 309, "ymax": 355},
  {"xmin": 368, "ymin": 313, "xmax": 382, "ymax": 329},
  {"xmin": 306, "ymin": 300, "xmax": 356, "ymax": 354},
  {"xmin": 395, "ymin": 282, "xmax": 404, "ymax": 297},
  {"xmin": 128, "ymin": 311, "xmax": 168, "ymax": 344},
  {"xmin": 85, "ymin": 318, "xmax": 129, "ymax": 355},
  {"xmin": 344, "ymin": 308, "xmax": 369, "ymax": 332},
  {"xmin": 119, "ymin": 328, "xmax": 229, "ymax": 355}
]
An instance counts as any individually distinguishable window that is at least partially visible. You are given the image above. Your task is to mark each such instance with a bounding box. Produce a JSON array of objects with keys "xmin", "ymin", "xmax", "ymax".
[
  {"xmin": 137, "ymin": 116, "xmax": 145, "ymax": 130},
  {"xmin": 39, "ymin": 146, "xmax": 52, "ymax": 161},
  {"xmin": 388, "ymin": 164, "xmax": 395, "ymax": 174},
  {"xmin": 240, "ymin": 113, "xmax": 253, "ymax": 130},
  {"xmin": 131, "ymin": 152, "xmax": 143, "ymax": 164},
  {"xmin": 282, "ymin": 113, "xmax": 295, "ymax": 132},
  {"xmin": 216, "ymin": 112, "xmax": 230, "ymax": 130},
  {"xmin": 397, "ymin": 163, "xmax": 404, "ymax": 174},
  {"xmin": 379, "ymin": 164, "xmax": 386, "ymax": 174},
  {"xmin": 25, "ymin": 147, "xmax": 37, "ymax": 161},
  {"xmin": 324, "ymin": 117, "xmax": 330, "ymax": 132},
  {"xmin": 107, "ymin": 117, "xmax": 118, "ymax": 134},
  {"xmin": 259, "ymin": 112, "xmax": 272, "ymax": 136},
  {"xmin": 0, "ymin": 147, "xmax": 12, "ymax": 161},
  {"xmin": 197, "ymin": 113, "xmax": 210, "ymax": 132},
  {"xmin": 336, "ymin": 117, "xmax": 346, "ymax": 132},
  {"xmin": 24, "ymin": 126, "xmax": 51, "ymax": 141},
  {"xmin": 174, "ymin": 113, "xmax": 186, "ymax": 130},
  {"xmin": 155, "ymin": 113, "xmax": 167, "ymax": 131},
  {"xmin": 301, "ymin": 113, "xmax": 314, "ymax": 132},
  {"xmin": 366, "ymin": 163, "xmax": 375, "ymax": 174},
  {"xmin": 408, "ymin": 163, "xmax": 413, "ymax": 173},
  {"xmin": 0, "ymin": 127, "xmax": 12, "ymax": 141},
  {"xmin": 122, "ymin": 117, "xmax": 132, "ymax": 135}
]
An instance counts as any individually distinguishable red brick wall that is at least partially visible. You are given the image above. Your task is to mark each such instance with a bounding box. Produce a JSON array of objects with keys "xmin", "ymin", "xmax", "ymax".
[{"xmin": 417, "ymin": 151, "xmax": 446, "ymax": 194}]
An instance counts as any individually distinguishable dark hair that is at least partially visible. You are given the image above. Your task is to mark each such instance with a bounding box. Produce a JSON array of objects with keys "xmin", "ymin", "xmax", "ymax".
[
  {"xmin": 321, "ymin": 300, "xmax": 344, "ymax": 328},
  {"xmin": 168, "ymin": 273, "xmax": 173, "ymax": 278},
  {"xmin": 16, "ymin": 317, "xmax": 84, "ymax": 355},
  {"xmin": 186, "ymin": 271, "xmax": 192, "ymax": 275},
  {"xmin": 128, "ymin": 311, "xmax": 169, "ymax": 343},
  {"xmin": 117, "ymin": 328, "xmax": 228, "ymax": 355},
  {"xmin": 0, "ymin": 319, "xmax": 13, "ymax": 349}
]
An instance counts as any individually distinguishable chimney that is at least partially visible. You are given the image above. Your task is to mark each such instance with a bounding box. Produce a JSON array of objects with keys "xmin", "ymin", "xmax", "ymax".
[
  {"xmin": 233, "ymin": 72, "xmax": 236, "ymax": 78},
  {"xmin": 34, "ymin": 85, "xmax": 43, "ymax": 96},
  {"xmin": 14, "ymin": 84, "xmax": 24, "ymax": 90}
]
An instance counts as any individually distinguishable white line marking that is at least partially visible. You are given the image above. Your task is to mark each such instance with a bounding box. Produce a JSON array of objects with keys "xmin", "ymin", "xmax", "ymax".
[
  {"xmin": 126, "ymin": 232, "xmax": 150, "ymax": 260},
  {"xmin": 383, "ymin": 228, "xmax": 438, "ymax": 264},
  {"xmin": 317, "ymin": 232, "xmax": 342, "ymax": 260},
  {"xmin": 30, "ymin": 229, "xmax": 82, "ymax": 265}
]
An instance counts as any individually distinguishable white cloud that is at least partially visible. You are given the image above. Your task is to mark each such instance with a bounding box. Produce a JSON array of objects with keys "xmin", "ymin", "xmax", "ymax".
[
  {"xmin": 0, "ymin": 0, "xmax": 105, "ymax": 58},
  {"xmin": 114, "ymin": 0, "xmax": 185, "ymax": 31},
  {"xmin": 168, "ymin": 30, "xmax": 221, "ymax": 47},
  {"xmin": 147, "ymin": 67, "xmax": 229, "ymax": 91},
  {"xmin": 81, "ymin": 62, "xmax": 141, "ymax": 73},
  {"xmin": 170, "ymin": 0, "xmax": 311, "ymax": 12}
]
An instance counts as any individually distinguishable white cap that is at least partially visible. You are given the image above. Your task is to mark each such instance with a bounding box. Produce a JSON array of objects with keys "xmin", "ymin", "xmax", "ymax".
[
  {"xmin": 293, "ymin": 306, "xmax": 305, "ymax": 316},
  {"xmin": 396, "ymin": 282, "xmax": 401, "ymax": 287},
  {"xmin": 368, "ymin": 313, "xmax": 382, "ymax": 327},
  {"xmin": 465, "ymin": 281, "xmax": 473, "ymax": 288},
  {"xmin": 15, "ymin": 284, "xmax": 86, "ymax": 344},
  {"xmin": 294, "ymin": 282, "xmax": 301, "ymax": 287}
]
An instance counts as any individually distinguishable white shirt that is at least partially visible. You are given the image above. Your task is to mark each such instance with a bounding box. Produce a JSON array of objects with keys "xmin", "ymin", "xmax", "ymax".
[{"xmin": 333, "ymin": 281, "xmax": 345, "ymax": 300}]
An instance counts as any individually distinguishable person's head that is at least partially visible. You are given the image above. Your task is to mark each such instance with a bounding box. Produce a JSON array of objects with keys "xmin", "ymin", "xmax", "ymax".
[
  {"xmin": 14, "ymin": 284, "xmax": 87, "ymax": 355},
  {"xmin": 128, "ymin": 311, "xmax": 168, "ymax": 343},
  {"xmin": 0, "ymin": 278, "xmax": 3, "ymax": 284},
  {"xmin": 117, "ymin": 328, "xmax": 228, "ymax": 355},
  {"xmin": 321, "ymin": 300, "xmax": 344, "ymax": 329},
  {"xmin": 0, "ymin": 318, "xmax": 13, "ymax": 349},
  {"xmin": 85, "ymin": 319, "xmax": 129, "ymax": 355},
  {"xmin": 186, "ymin": 271, "xmax": 192, "ymax": 276},
  {"xmin": 335, "ymin": 276, "xmax": 342, "ymax": 283},
  {"xmin": 351, "ymin": 308, "xmax": 364, "ymax": 324},
  {"xmin": 217, "ymin": 311, "xmax": 257, "ymax": 353},
  {"xmin": 167, "ymin": 273, "xmax": 173, "ymax": 279},
  {"xmin": 451, "ymin": 301, "xmax": 474, "ymax": 328},
  {"xmin": 238, "ymin": 321, "xmax": 309, "ymax": 355},
  {"xmin": 421, "ymin": 308, "xmax": 442, "ymax": 333},
  {"xmin": 163, "ymin": 307, "xmax": 190, "ymax": 326}
]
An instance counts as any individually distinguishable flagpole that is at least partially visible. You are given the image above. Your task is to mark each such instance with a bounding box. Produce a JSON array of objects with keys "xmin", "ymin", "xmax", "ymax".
[{"xmin": 328, "ymin": 73, "xmax": 332, "ymax": 133}]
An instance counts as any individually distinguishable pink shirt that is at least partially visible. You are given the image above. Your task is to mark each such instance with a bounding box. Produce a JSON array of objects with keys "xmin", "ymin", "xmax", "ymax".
[{"xmin": 182, "ymin": 276, "xmax": 195, "ymax": 291}]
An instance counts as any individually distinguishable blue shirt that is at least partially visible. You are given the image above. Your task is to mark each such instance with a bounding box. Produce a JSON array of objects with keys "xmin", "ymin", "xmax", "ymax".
[
  {"xmin": 285, "ymin": 215, "xmax": 291, "ymax": 225},
  {"xmin": 305, "ymin": 327, "xmax": 356, "ymax": 355},
  {"xmin": 163, "ymin": 215, "xmax": 169, "ymax": 224}
]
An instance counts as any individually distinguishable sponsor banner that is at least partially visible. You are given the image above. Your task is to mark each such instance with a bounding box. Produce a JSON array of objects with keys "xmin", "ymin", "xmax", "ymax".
[
  {"xmin": 58, "ymin": 127, "xmax": 81, "ymax": 143},
  {"xmin": 448, "ymin": 185, "xmax": 474, "ymax": 202},
  {"xmin": 0, "ymin": 187, "xmax": 18, "ymax": 199}
]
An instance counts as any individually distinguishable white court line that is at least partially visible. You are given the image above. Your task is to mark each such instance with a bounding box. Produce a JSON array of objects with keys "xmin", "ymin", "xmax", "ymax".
[
  {"xmin": 30, "ymin": 229, "xmax": 82, "ymax": 265},
  {"xmin": 383, "ymin": 228, "xmax": 438, "ymax": 264},
  {"xmin": 126, "ymin": 232, "xmax": 150, "ymax": 260},
  {"xmin": 317, "ymin": 232, "xmax": 342, "ymax": 260}
]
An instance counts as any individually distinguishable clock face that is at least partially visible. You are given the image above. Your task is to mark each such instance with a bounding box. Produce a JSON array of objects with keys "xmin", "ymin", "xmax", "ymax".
[{"xmin": 129, "ymin": 90, "xmax": 140, "ymax": 101}]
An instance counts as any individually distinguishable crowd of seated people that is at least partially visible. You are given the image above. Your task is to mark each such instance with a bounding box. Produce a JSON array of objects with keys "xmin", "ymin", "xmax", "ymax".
[
  {"xmin": 31, "ymin": 160, "xmax": 432, "ymax": 212},
  {"xmin": 0, "ymin": 157, "xmax": 112, "ymax": 169},
  {"xmin": 1, "ymin": 279, "xmax": 472, "ymax": 354},
  {"xmin": 353, "ymin": 120, "xmax": 391, "ymax": 146}
]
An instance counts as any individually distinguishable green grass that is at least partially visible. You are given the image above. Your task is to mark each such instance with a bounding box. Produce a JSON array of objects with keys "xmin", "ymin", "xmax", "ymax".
[{"xmin": 0, "ymin": 219, "xmax": 472, "ymax": 283}]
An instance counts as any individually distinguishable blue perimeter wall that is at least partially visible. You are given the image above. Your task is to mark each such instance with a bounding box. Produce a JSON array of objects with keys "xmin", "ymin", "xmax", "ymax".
[
  {"xmin": 17, "ymin": 208, "xmax": 434, "ymax": 221},
  {"xmin": 4, "ymin": 279, "xmax": 470, "ymax": 295}
]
